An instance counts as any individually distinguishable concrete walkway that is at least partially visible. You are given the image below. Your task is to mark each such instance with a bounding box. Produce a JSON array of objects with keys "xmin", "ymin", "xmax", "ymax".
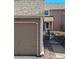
[{"xmin": 49, "ymin": 39, "xmax": 65, "ymax": 59}]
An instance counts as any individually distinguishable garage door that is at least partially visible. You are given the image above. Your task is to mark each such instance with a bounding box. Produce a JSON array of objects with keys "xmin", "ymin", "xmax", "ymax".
[{"xmin": 14, "ymin": 22, "xmax": 38, "ymax": 56}]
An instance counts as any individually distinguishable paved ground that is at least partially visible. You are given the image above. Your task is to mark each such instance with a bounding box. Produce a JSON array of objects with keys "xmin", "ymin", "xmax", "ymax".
[
  {"xmin": 15, "ymin": 39, "xmax": 65, "ymax": 59},
  {"xmin": 50, "ymin": 40, "xmax": 65, "ymax": 59}
]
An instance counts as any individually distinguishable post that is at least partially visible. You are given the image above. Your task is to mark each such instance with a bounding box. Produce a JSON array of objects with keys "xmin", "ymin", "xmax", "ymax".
[{"xmin": 40, "ymin": 17, "xmax": 44, "ymax": 56}]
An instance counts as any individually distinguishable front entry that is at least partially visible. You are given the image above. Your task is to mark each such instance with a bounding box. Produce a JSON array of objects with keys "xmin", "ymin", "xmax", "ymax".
[{"xmin": 44, "ymin": 17, "xmax": 54, "ymax": 31}]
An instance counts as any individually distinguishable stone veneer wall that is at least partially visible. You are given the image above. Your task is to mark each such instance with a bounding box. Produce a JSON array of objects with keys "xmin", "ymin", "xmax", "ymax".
[{"xmin": 14, "ymin": 0, "xmax": 44, "ymax": 16}]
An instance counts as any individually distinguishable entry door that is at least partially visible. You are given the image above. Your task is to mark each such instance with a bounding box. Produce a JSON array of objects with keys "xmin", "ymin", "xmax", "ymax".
[{"xmin": 14, "ymin": 22, "xmax": 38, "ymax": 55}]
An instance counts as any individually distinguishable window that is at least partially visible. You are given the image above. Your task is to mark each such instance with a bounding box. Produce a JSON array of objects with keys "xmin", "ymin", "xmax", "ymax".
[{"xmin": 44, "ymin": 10, "xmax": 48, "ymax": 15}]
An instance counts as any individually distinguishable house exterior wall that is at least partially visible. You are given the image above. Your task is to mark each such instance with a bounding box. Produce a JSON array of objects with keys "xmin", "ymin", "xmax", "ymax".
[
  {"xmin": 14, "ymin": 18, "xmax": 41, "ymax": 56},
  {"xmin": 45, "ymin": 3, "xmax": 65, "ymax": 10},
  {"xmin": 14, "ymin": 0, "xmax": 44, "ymax": 16},
  {"xmin": 50, "ymin": 10, "xmax": 65, "ymax": 31},
  {"xmin": 43, "ymin": 3, "xmax": 65, "ymax": 31}
]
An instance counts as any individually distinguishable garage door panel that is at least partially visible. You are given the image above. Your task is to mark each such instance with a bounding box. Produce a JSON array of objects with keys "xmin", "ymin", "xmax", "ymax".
[{"xmin": 14, "ymin": 23, "xmax": 37, "ymax": 55}]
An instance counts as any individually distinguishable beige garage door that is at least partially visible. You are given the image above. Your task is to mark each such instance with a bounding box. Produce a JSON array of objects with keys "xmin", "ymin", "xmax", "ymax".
[{"xmin": 14, "ymin": 22, "xmax": 38, "ymax": 56}]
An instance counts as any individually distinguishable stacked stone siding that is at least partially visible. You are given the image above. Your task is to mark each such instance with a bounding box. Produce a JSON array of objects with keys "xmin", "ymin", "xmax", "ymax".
[{"xmin": 14, "ymin": 0, "xmax": 44, "ymax": 16}]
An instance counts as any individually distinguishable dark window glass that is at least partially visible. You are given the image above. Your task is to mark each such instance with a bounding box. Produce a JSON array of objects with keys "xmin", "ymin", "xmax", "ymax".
[{"xmin": 44, "ymin": 10, "xmax": 48, "ymax": 15}]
